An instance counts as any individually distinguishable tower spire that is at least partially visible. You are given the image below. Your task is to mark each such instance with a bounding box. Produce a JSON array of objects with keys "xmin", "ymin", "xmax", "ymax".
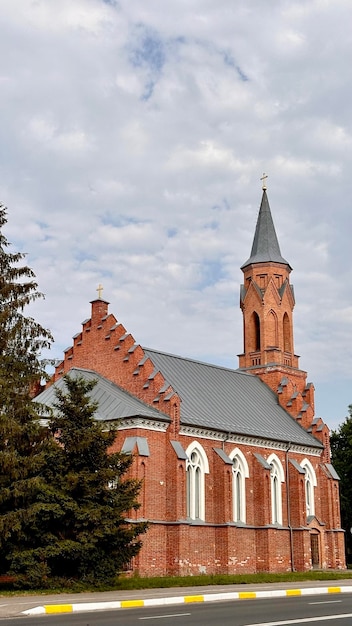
[
  {"xmin": 239, "ymin": 185, "xmax": 297, "ymax": 372},
  {"xmin": 238, "ymin": 183, "xmax": 317, "ymax": 433},
  {"xmin": 241, "ymin": 190, "xmax": 291, "ymax": 270}
]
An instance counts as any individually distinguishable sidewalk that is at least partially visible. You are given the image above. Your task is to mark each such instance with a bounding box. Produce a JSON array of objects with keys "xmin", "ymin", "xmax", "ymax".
[{"xmin": 0, "ymin": 579, "xmax": 350, "ymax": 618}]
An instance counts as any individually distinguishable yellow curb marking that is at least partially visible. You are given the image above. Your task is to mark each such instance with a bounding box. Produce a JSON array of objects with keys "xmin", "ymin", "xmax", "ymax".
[
  {"xmin": 286, "ymin": 589, "xmax": 302, "ymax": 596},
  {"xmin": 328, "ymin": 587, "xmax": 341, "ymax": 594},
  {"xmin": 121, "ymin": 600, "xmax": 145, "ymax": 608},
  {"xmin": 45, "ymin": 605, "xmax": 73, "ymax": 614},
  {"xmin": 184, "ymin": 595, "xmax": 205, "ymax": 603},
  {"xmin": 239, "ymin": 592, "xmax": 257, "ymax": 599}
]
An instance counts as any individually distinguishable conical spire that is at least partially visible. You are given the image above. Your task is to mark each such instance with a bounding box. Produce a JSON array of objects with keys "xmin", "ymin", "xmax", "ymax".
[{"xmin": 241, "ymin": 190, "xmax": 291, "ymax": 270}]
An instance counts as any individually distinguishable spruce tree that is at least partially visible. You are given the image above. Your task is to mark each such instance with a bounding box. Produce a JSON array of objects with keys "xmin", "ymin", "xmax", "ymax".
[
  {"xmin": 0, "ymin": 203, "xmax": 53, "ymax": 582},
  {"xmin": 0, "ymin": 204, "xmax": 146, "ymax": 586},
  {"xmin": 331, "ymin": 405, "xmax": 352, "ymax": 564},
  {"xmin": 40, "ymin": 374, "xmax": 147, "ymax": 584}
]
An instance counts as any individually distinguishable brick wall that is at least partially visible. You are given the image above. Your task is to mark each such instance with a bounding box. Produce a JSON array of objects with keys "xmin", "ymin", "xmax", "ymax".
[{"xmin": 46, "ymin": 297, "xmax": 345, "ymax": 575}]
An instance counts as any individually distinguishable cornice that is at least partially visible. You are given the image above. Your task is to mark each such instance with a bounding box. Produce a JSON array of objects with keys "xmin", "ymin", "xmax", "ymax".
[
  {"xmin": 117, "ymin": 417, "xmax": 170, "ymax": 432},
  {"xmin": 179, "ymin": 425, "xmax": 321, "ymax": 456}
]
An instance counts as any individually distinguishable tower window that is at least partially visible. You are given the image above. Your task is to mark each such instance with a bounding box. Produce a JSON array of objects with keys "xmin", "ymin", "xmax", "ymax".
[
  {"xmin": 267, "ymin": 310, "xmax": 278, "ymax": 348},
  {"xmin": 251, "ymin": 311, "xmax": 260, "ymax": 351},
  {"xmin": 283, "ymin": 313, "xmax": 291, "ymax": 353}
]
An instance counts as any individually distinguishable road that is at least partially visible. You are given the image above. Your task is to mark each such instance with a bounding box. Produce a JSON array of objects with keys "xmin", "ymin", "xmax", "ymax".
[{"xmin": 1, "ymin": 594, "xmax": 352, "ymax": 625}]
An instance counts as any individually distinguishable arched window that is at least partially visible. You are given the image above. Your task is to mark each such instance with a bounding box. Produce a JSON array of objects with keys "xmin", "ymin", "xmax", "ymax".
[
  {"xmin": 249, "ymin": 311, "xmax": 261, "ymax": 352},
  {"xmin": 186, "ymin": 442, "xmax": 209, "ymax": 521},
  {"xmin": 267, "ymin": 453, "xmax": 285, "ymax": 525},
  {"xmin": 266, "ymin": 309, "xmax": 278, "ymax": 347},
  {"xmin": 301, "ymin": 459, "xmax": 317, "ymax": 518},
  {"xmin": 283, "ymin": 312, "xmax": 291, "ymax": 352},
  {"xmin": 229, "ymin": 448, "xmax": 249, "ymax": 523}
]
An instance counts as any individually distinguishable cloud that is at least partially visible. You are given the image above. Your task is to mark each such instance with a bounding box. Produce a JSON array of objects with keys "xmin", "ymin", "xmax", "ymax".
[{"xmin": 0, "ymin": 0, "xmax": 351, "ymax": 429}]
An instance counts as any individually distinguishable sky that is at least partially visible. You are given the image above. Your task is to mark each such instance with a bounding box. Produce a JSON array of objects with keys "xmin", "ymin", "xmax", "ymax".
[{"xmin": 0, "ymin": 0, "xmax": 351, "ymax": 431}]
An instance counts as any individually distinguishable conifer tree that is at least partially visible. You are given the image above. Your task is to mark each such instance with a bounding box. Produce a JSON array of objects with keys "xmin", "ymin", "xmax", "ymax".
[
  {"xmin": 0, "ymin": 203, "xmax": 53, "ymax": 582},
  {"xmin": 38, "ymin": 374, "xmax": 148, "ymax": 583},
  {"xmin": 331, "ymin": 405, "xmax": 352, "ymax": 564},
  {"xmin": 0, "ymin": 204, "xmax": 146, "ymax": 586}
]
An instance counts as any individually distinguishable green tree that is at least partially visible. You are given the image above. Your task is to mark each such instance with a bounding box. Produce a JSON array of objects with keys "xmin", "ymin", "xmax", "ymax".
[
  {"xmin": 330, "ymin": 404, "xmax": 352, "ymax": 563},
  {"xmin": 0, "ymin": 203, "xmax": 53, "ymax": 583},
  {"xmin": 34, "ymin": 374, "xmax": 147, "ymax": 584},
  {"xmin": 0, "ymin": 205, "xmax": 146, "ymax": 586}
]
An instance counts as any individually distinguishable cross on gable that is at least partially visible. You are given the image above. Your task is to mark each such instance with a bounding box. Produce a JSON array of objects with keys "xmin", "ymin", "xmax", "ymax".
[{"xmin": 96, "ymin": 284, "xmax": 103, "ymax": 299}]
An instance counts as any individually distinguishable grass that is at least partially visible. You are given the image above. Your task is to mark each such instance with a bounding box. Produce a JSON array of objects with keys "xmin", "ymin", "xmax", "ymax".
[
  {"xmin": 113, "ymin": 570, "xmax": 352, "ymax": 590},
  {"xmin": 2, "ymin": 570, "xmax": 352, "ymax": 595}
]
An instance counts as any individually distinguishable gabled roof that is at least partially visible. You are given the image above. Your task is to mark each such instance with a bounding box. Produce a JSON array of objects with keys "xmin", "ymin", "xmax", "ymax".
[
  {"xmin": 36, "ymin": 358, "xmax": 322, "ymax": 449},
  {"xmin": 241, "ymin": 190, "xmax": 291, "ymax": 270},
  {"xmin": 143, "ymin": 347, "xmax": 322, "ymax": 449},
  {"xmin": 35, "ymin": 367, "xmax": 170, "ymax": 423}
]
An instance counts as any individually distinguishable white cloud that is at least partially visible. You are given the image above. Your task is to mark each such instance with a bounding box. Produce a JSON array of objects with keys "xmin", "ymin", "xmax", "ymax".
[
  {"xmin": 27, "ymin": 117, "xmax": 91, "ymax": 154},
  {"xmin": 0, "ymin": 0, "xmax": 351, "ymax": 429}
]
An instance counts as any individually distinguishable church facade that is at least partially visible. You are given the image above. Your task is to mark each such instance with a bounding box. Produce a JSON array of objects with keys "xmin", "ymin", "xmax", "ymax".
[{"xmin": 37, "ymin": 188, "xmax": 345, "ymax": 575}]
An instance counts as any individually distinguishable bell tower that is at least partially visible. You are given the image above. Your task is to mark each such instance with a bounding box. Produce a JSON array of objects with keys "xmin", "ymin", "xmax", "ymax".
[{"xmin": 238, "ymin": 178, "xmax": 317, "ymax": 432}]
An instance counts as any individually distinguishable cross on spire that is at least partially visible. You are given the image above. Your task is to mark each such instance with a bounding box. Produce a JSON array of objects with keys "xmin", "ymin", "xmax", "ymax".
[
  {"xmin": 96, "ymin": 284, "xmax": 103, "ymax": 299},
  {"xmin": 260, "ymin": 173, "xmax": 268, "ymax": 190}
]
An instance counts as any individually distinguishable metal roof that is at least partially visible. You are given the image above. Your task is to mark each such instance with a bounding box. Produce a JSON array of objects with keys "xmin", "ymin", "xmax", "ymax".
[
  {"xmin": 143, "ymin": 348, "xmax": 322, "ymax": 449},
  {"xmin": 35, "ymin": 368, "xmax": 170, "ymax": 423},
  {"xmin": 241, "ymin": 190, "xmax": 291, "ymax": 269},
  {"xmin": 36, "ymin": 357, "xmax": 322, "ymax": 449}
]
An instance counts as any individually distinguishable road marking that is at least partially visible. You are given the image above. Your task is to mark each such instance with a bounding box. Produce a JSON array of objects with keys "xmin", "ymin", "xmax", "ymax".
[
  {"xmin": 243, "ymin": 613, "xmax": 352, "ymax": 626},
  {"xmin": 309, "ymin": 600, "xmax": 342, "ymax": 605},
  {"xmin": 139, "ymin": 613, "xmax": 191, "ymax": 620}
]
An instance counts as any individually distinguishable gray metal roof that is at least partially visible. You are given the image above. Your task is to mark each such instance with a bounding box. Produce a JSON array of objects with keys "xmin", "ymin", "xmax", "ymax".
[
  {"xmin": 35, "ymin": 368, "xmax": 170, "ymax": 423},
  {"xmin": 241, "ymin": 190, "xmax": 291, "ymax": 269},
  {"xmin": 143, "ymin": 348, "xmax": 322, "ymax": 449}
]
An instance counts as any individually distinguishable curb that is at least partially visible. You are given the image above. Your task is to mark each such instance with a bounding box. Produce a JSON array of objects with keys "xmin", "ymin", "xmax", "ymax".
[{"xmin": 23, "ymin": 585, "xmax": 352, "ymax": 615}]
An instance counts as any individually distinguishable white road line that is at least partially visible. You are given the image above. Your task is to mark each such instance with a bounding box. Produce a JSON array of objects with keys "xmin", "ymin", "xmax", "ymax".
[
  {"xmin": 139, "ymin": 613, "xmax": 192, "ymax": 620},
  {"xmin": 243, "ymin": 613, "xmax": 352, "ymax": 626},
  {"xmin": 309, "ymin": 600, "xmax": 342, "ymax": 605}
]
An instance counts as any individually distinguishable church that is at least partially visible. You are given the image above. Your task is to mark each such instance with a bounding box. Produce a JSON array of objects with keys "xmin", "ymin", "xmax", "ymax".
[{"xmin": 36, "ymin": 185, "xmax": 345, "ymax": 575}]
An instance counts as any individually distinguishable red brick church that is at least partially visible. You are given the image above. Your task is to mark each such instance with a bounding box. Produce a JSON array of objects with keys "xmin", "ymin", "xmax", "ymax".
[{"xmin": 37, "ymin": 186, "xmax": 345, "ymax": 575}]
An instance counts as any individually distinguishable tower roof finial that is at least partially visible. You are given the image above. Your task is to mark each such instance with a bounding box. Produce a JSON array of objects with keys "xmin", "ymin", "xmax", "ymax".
[
  {"xmin": 96, "ymin": 284, "xmax": 103, "ymax": 299},
  {"xmin": 260, "ymin": 172, "xmax": 268, "ymax": 190}
]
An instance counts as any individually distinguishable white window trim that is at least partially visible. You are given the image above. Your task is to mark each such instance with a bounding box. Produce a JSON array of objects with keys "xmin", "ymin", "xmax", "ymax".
[
  {"xmin": 186, "ymin": 441, "xmax": 209, "ymax": 521},
  {"xmin": 229, "ymin": 448, "xmax": 249, "ymax": 523},
  {"xmin": 300, "ymin": 458, "xmax": 317, "ymax": 518},
  {"xmin": 267, "ymin": 453, "xmax": 285, "ymax": 525}
]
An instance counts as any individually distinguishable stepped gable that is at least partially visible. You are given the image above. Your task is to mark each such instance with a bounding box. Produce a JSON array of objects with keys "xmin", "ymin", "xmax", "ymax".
[
  {"xmin": 307, "ymin": 416, "xmax": 331, "ymax": 463},
  {"xmin": 40, "ymin": 366, "xmax": 170, "ymax": 424},
  {"xmin": 49, "ymin": 298, "xmax": 180, "ymax": 421},
  {"xmin": 277, "ymin": 376, "xmax": 315, "ymax": 429},
  {"xmin": 47, "ymin": 297, "xmax": 322, "ymax": 449}
]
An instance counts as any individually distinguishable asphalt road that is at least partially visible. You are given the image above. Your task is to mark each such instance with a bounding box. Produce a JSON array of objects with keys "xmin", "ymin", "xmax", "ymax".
[{"xmin": 2, "ymin": 593, "xmax": 352, "ymax": 626}]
